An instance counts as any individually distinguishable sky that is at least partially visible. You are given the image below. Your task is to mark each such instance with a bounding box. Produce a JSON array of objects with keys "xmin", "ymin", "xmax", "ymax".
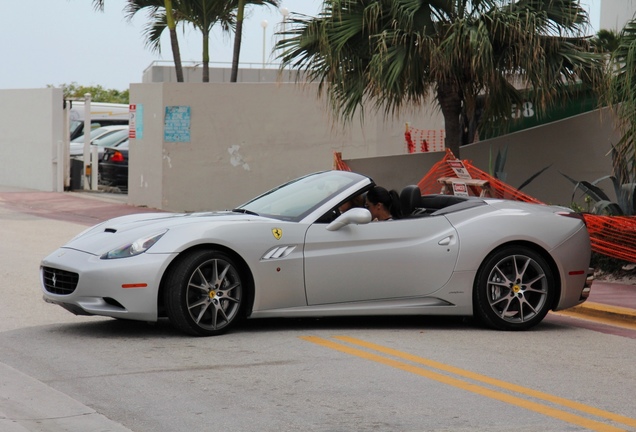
[{"xmin": 1, "ymin": 0, "xmax": 600, "ymax": 92}]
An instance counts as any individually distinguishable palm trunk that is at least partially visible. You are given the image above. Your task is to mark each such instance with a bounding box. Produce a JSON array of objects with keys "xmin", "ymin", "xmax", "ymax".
[
  {"xmin": 436, "ymin": 84, "xmax": 463, "ymax": 158},
  {"xmin": 202, "ymin": 29, "xmax": 210, "ymax": 82},
  {"xmin": 230, "ymin": 0, "xmax": 246, "ymax": 83},
  {"xmin": 169, "ymin": 28, "xmax": 184, "ymax": 82},
  {"xmin": 164, "ymin": 0, "xmax": 183, "ymax": 83}
]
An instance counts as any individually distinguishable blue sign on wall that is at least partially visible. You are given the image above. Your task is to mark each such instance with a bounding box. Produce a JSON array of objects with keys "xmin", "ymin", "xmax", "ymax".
[
  {"xmin": 164, "ymin": 106, "xmax": 191, "ymax": 142},
  {"xmin": 135, "ymin": 104, "xmax": 144, "ymax": 139}
]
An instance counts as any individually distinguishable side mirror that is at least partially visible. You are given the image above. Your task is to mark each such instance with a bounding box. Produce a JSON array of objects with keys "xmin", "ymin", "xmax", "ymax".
[{"xmin": 326, "ymin": 207, "xmax": 372, "ymax": 231}]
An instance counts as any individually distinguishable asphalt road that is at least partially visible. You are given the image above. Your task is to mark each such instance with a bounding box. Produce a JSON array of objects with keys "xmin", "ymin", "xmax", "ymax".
[{"xmin": 2, "ymin": 192, "xmax": 636, "ymax": 432}]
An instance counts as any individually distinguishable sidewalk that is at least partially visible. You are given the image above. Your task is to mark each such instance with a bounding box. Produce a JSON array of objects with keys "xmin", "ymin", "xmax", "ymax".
[
  {"xmin": 0, "ymin": 186, "xmax": 161, "ymax": 226},
  {"xmin": 0, "ymin": 187, "xmax": 142, "ymax": 431},
  {"xmin": 563, "ymin": 280, "xmax": 636, "ymax": 327},
  {"xmin": 0, "ymin": 363, "xmax": 133, "ymax": 432}
]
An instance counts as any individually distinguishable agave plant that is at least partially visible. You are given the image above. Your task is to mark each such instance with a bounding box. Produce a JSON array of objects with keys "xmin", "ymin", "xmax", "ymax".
[
  {"xmin": 561, "ymin": 148, "xmax": 636, "ymax": 215},
  {"xmin": 489, "ymin": 144, "xmax": 551, "ymax": 190}
]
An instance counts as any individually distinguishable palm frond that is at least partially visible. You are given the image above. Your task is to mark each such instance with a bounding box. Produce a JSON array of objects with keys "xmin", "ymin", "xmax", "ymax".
[{"xmin": 276, "ymin": 0, "xmax": 601, "ymax": 155}]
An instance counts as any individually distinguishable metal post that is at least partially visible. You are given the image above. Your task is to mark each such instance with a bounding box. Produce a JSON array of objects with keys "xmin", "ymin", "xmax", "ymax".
[
  {"xmin": 261, "ymin": 20, "xmax": 268, "ymax": 68},
  {"xmin": 63, "ymin": 100, "xmax": 71, "ymax": 190},
  {"xmin": 280, "ymin": 7, "xmax": 289, "ymax": 37},
  {"xmin": 91, "ymin": 145, "xmax": 99, "ymax": 191},
  {"xmin": 56, "ymin": 140, "xmax": 64, "ymax": 192},
  {"xmin": 280, "ymin": 8, "xmax": 289, "ymax": 77},
  {"xmin": 83, "ymin": 93, "xmax": 91, "ymax": 190}
]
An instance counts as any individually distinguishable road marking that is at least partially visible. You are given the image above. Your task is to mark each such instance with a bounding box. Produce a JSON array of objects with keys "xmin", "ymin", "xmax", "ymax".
[{"xmin": 302, "ymin": 336, "xmax": 636, "ymax": 431}]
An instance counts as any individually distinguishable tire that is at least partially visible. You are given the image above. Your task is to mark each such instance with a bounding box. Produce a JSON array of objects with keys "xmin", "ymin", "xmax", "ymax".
[
  {"xmin": 164, "ymin": 249, "xmax": 245, "ymax": 336},
  {"xmin": 473, "ymin": 245, "xmax": 555, "ymax": 331}
]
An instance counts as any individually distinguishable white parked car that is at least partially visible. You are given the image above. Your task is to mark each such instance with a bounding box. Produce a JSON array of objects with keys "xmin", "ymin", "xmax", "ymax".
[
  {"xmin": 68, "ymin": 102, "xmax": 129, "ymax": 140},
  {"xmin": 69, "ymin": 126, "xmax": 128, "ymax": 158},
  {"xmin": 40, "ymin": 170, "xmax": 593, "ymax": 336}
]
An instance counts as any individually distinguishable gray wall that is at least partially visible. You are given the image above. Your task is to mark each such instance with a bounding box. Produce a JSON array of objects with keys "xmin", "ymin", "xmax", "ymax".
[
  {"xmin": 0, "ymin": 83, "xmax": 620, "ymax": 211},
  {"xmin": 128, "ymin": 83, "xmax": 441, "ymax": 211},
  {"xmin": 0, "ymin": 88, "xmax": 65, "ymax": 191},
  {"xmin": 142, "ymin": 64, "xmax": 302, "ymax": 84},
  {"xmin": 600, "ymin": 0, "xmax": 636, "ymax": 32},
  {"xmin": 347, "ymin": 108, "xmax": 619, "ymax": 207}
]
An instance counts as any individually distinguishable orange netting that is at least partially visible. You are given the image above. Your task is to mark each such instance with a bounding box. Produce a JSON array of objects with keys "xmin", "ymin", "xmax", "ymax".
[
  {"xmin": 415, "ymin": 149, "xmax": 544, "ymax": 203},
  {"xmin": 333, "ymin": 152, "xmax": 351, "ymax": 171},
  {"xmin": 404, "ymin": 124, "xmax": 446, "ymax": 153},
  {"xmin": 584, "ymin": 216, "xmax": 636, "ymax": 263},
  {"xmin": 333, "ymin": 149, "xmax": 636, "ymax": 263}
]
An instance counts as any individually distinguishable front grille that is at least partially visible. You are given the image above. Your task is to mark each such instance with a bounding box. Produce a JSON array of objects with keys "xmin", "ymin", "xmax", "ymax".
[{"xmin": 42, "ymin": 267, "xmax": 79, "ymax": 295}]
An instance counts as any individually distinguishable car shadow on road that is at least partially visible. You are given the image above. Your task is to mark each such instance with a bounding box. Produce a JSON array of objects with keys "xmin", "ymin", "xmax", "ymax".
[
  {"xmin": 36, "ymin": 314, "xmax": 575, "ymax": 339},
  {"xmin": 40, "ymin": 318, "xmax": 183, "ymax": 339},
  {"xmin": 239, "ymin": 315, "xmax": 474, "ymax": 333},
  {"xmin": 32, "ymin": 316, "xmax": 568, "ymax": 339}
]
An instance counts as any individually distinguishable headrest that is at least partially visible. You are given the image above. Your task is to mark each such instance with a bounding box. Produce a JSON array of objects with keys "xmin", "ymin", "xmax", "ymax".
[{"xmin": 400, "ymin": 185, "xmax": 422, "ymax": 216}]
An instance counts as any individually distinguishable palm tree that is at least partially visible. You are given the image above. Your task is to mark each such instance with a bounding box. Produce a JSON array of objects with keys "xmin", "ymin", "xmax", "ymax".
[
  {"xmin": 592, "ymin": 29, "xmax": 621, "ymax": 53},
  {"xmin": 277, "ymin": 0, "xmax": 602, "ymax": 157},
  {"xmin": 606, "ymin": 20, "xmax": 636, "ymax": 179},
  {"xmin": 230, "ymin": 0, "xmax": 280, "ymax": 83},
  {"xmin": 93, "ymin": 0, "xmax": 185, "ymax": 82},
  {"xmin": 146, "ymin": 0, "xmax": 235, "ymax": 82}
]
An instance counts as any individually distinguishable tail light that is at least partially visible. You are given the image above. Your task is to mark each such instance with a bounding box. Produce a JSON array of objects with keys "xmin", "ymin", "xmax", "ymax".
[{"xmin": 111, "ymin": 151, "xmax": 125, "ymax": 162}]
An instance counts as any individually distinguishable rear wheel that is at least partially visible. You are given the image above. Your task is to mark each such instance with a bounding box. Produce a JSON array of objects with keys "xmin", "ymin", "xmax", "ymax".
[
  {"xmin": 164, "ymin": 250, "xmax": 244, "ymax": 336},
  {"xmin": 474, "ymin": 246, "xmax": 555, "ymax": 331}
]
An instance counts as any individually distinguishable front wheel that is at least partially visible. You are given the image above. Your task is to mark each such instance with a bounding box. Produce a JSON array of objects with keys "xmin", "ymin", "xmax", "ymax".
[
  {"xmin": 474, "ymin": 246, "xmax": 555, "ymax": 331},
  {"xmin": 164, "ymin": 250, "xmax": 245, "ymax": 336}
]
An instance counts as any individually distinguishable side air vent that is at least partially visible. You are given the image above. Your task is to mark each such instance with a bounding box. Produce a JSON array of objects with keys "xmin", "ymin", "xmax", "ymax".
[
  {"xmin": 105, "ymin": 228, "xmax": 117, "ymax": 233},
  {"xmin": 261, "ymin": 245, "xmax": 297, "ymax": 260}
]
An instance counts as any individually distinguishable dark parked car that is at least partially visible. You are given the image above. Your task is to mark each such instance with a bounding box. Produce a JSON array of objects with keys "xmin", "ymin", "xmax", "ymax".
[
  {"xmin": 69, "ymin": 126, "xmax": 128, "ymax": 158},
  {"xmin": 99, "ymin": 139, "xmax": 128, "ymax": 192}
]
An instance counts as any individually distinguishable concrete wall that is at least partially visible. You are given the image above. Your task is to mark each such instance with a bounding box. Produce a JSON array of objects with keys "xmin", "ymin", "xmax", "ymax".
[
  {"xmin": 142, "ymin": 64, "xmax": 301, "ymax": 84},
  {"xmin": 0, "ymin": 83, "xmax": 621, "ymax": 212},
  {"xmin": 128, "ymin": 83, "xmax": 441, "ymax": 211},
  {"xmin": 347, "ymin": 108, "xmax": 619, "ymax": 207},
  {"xmin": 0, "ymin": 88, "xmax": 64, "ymax": 191},
  {"xmin": 600, "ymin": 0, "xmax": 636, "ymax": 32}
]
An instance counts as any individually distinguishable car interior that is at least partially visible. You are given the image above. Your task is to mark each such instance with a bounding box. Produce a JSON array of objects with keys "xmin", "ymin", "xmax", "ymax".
[{"xmin": 320, "ymin": 184, "xmax": 486, "ymax": 224}]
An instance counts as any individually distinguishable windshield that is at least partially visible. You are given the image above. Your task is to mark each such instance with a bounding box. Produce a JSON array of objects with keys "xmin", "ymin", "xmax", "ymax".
[
  {"xmin": 237, "ymin": 171, "xmax": 368, "ymax": 221},
  {"xmin": 71, "ymin": 127, "xmax": 123, "ymax": 143},
  {"xmin": 70, "ymin": 121, "xmax": 82, "ymax": 137}
]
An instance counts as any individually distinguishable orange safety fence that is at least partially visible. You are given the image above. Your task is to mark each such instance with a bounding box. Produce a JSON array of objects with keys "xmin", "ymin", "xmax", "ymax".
[
  {"xmin": 333, "ymin": 152, "xmax": 351, "ymax": 171},
  {"xmin": 333, "ymin": 149, "xmax": 636, "ymax": 263},
  {"xmin": 584, "ymin": 215, "xmax": 636, "ymax": 263},
  {"xmin": 404, "ymin": 124, "xmax": 446, "ymax": 153},
  {"xmin": 415, "ymin": 149, "xmax": 543, "ymax": 203}
]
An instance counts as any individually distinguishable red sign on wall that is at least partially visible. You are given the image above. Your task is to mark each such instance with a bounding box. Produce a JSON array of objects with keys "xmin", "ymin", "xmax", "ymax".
[{"xmin": 129, "ymin": 104, "xmax": 137, "ymax": 139}]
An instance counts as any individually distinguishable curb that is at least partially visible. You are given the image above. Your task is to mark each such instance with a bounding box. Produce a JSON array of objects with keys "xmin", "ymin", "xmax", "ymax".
[
  {"xmin": 558, "ymin": 302, "xmax": 636, "ymax": 329},
  {"xmin": 0, "ymin": 362, "xmax": 134, "ymax": 432}
]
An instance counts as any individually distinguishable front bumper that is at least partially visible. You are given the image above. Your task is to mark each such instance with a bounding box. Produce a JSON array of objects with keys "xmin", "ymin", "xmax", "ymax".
[{"xmin": 40, "ymin": 247, "xmax": 176, "ymax": 322}]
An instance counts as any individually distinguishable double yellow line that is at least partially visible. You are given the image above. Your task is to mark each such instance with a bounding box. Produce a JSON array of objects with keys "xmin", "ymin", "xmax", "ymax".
[{"xmin": 302, "ymin": 336, "xmax": 636, "ymax": 432}]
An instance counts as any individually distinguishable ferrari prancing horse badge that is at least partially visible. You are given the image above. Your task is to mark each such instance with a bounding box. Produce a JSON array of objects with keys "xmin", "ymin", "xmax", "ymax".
[{"xmin": 272, "ymin": 228, "xmax": 283, "ymax": 240}]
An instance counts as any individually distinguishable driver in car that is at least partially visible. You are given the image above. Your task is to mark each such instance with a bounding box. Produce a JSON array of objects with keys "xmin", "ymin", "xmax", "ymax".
[{"xmin": 365, "ymin": 186, "xmax": 402, "ymax": 221}]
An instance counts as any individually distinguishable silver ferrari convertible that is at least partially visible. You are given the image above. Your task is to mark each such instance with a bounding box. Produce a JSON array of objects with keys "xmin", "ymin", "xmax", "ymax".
[{"xmin": 40, "ymin": 170, "xmax": 592, "ymax": 336}]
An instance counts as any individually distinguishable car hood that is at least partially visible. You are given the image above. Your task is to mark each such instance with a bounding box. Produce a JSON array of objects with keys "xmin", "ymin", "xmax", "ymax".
[{"xmin": 63, "ymin": 211, "xmax": 273, "ymax": 255}]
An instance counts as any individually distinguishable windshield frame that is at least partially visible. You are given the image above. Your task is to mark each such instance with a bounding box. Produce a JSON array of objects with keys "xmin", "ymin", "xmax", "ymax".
[{"xmin": 236, "ymin": 171, "xmax": 372, "ymax": 223}]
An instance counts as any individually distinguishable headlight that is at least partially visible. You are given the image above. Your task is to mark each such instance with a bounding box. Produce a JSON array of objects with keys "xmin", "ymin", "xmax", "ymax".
[{"xmin": 101, "ymin": 230, "xmax": 167, "ymax": 259}]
